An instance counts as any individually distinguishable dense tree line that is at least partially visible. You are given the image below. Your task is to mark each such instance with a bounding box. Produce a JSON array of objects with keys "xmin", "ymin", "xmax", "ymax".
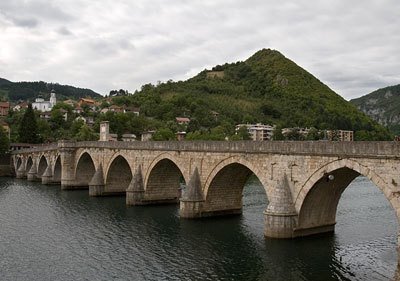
[{"xmin": 0, "ymin": 79, "xmax": 101, "ymax": 102}]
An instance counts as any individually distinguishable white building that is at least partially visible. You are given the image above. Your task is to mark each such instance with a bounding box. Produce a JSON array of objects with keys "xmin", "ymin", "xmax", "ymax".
[
  {"xmin": 236, "ymin": 123, "xmax": 275, "ymax": 141},
  {"xmin": 32, "ymin": 90, "xmax": 56, "ymax": 112}
]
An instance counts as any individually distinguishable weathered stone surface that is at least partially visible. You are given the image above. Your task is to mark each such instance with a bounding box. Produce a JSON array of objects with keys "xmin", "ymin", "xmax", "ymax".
[
  {"xmin": 16, "ymin": 161, "xmax": 26, "ymax": 179},
  {"xmin": 181, "ymin": 167, "xmax": 203, "ymax": 201},
  {"xmin": 265, "ymin": 173, "xmax": 296, "ymax": 215},
  {"xmin": 11, "ymin": 140, "xmax": 400, "ymax": 250},
  {"xmin": 126, "ymin": 166, "xmax": 146, "ymax": 205},
  {"xmin": 180, "ymin": 167, "xmax": 205, "ymax": 218},
  {"xmin": 89, "ymin": 164, "xmax": 105, "ymax": 196},
  {"xmin": 27, "ymin": 160, "xmax": 38, "ymax": 182},
  {"xmin": 264, "ymin": 173, "xmax": 298, "ymax": 238},
  {"xmin": 41, "ymin": 165, "xmax": 53, "ymax": 185}
]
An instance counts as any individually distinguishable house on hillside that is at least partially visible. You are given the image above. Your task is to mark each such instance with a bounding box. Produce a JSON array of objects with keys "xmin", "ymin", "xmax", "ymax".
[
  {"xmin": 75, "ymin": 116, "xmax": 94, "ymax": 126},
  {"xmin": 122, "ymin": 134, "xmax": 137, "ymax": 141},
  {"xmin": 13, "ymin": 101, "xmax": 29, "ymax": 111},
  {"xmin": 236, "ymin": 123, "xmax": 275, "ymax": 141},
  {"xmin": 326, "ymin": 130, "xmax": 354, "ymax": 141},
  {"xmin": 141, "ymin": 131, "xmax": 156, "ymax": 141},
  {"xmin": 176, "ymin": 131, "xmax": 186, "ymax": 141},
  {"xmin": 176, "ymin": 117, "xmax": 190, "ymax": 126},
  {"xmin": 63, "ymin": 99, "xmax": 75, "ymax": 107},
  {"xmin": 73, "ymin": 106, "xmax": 83, "ymax": 114},
  {"xmin": 78, "ymin": 98, "xmax": 97, "ymax": 111},
  {"xmin": 39, "ymin": 111, "xmax": 52, "ymax": 120},
  {"xmin": 0, "ymin": 102, "xmax": 10, "ymax": 116},
  {"xmin": 206, "ymin": 71, "xmax": 225, "ymax": 79},
  {"xmin": 125, "ymin": 106, "xmax": 140, "ymax": 116},
  {"xmin": 109, "ymin": 105, "xmax": 125, "ymax": 113},
  {"xmin": 0, "ymin": 120, "xmax": 10, "ymax": 138},
  {"xmin": 78, "ymin": 98, "xmax": 95, "ymax": 107}
]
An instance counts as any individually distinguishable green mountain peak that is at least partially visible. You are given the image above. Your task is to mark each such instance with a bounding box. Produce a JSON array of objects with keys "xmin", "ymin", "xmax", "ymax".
[{"xmin": 130, "ymin": 48, "xmax": 391, "ymax": 140}]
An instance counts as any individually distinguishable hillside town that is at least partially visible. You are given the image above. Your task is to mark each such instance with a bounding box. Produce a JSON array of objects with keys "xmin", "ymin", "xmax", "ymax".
[{"xmin": 0, "ymin": 89, "xmax": 354, "ymax": 144}]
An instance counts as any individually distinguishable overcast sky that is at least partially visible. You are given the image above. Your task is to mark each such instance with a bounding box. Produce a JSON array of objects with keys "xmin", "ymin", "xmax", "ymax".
[{"xmin": 0, "ymin": 0, "xmax": 399, "ymax": 100}]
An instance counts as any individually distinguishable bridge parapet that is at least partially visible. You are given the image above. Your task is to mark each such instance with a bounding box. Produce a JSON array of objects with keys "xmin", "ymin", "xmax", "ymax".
[
  {"xmin": 11, "ymin": 143, "xmax": 58, "ymax": 154},
  {"xmin": 12, "ymin": 140, "xmax": 400, "ymax": 158}
]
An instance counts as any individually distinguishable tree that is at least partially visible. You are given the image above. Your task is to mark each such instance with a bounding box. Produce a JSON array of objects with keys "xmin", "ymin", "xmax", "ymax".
[
  {"xmin": 306, "ymin": 127, "xmax": 321, "ymax": 140},
  {"xmin": 152, "ymin": 128, "xmax": 175, "ymax": 141},
  {"xmin": 272, "ymin": 126, "xmax": 284, "ymax": 140},
  {"xmin": 18, "ymin": 104, "xmax": 39, "ymax": 143},
  {"xmin": 50, "ymin": 109, "xmax": 66, "ymax": 130},
  {"xmin": 0, "ymin": 126, "xmax": 10, "ymax": 154},
  {"xmin": 76, "ymin": 124, "xmax": 97, "ymax": 141},
  {"xmin": 235, "ymin": 126, "xmax": 251, "ymax": 140}
]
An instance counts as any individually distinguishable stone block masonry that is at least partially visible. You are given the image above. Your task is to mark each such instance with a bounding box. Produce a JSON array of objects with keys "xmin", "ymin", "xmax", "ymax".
[{"xmin": 11, "ymin": 140, "xmax": 400, "ymax": 255}]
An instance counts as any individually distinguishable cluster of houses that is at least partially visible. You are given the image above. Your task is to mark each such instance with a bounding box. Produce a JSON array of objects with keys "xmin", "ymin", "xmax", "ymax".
[
  {"xmin": 235, "ymin": 123, "xmax": 354, "ymax": 141},
  {"xmin": 0, "ymin": 91, "xmax": 354, "ymax": 142},
  {"xmin": 10, "ymin": 92, "xmax": 140, "ymax": 125}
]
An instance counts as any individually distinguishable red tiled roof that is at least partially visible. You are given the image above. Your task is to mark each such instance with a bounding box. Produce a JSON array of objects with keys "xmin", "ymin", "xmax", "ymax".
[{"xmin": 176, "ymin": 117, "xmax": 190, "ymax": 122}]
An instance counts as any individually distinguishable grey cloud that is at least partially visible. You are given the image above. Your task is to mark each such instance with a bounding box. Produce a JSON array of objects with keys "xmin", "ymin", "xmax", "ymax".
[
  {"xmin": 11, "ymin": 17, "xmax": 39, "ymax": 28},
  {"xmin": 1, "ymin": 0, "xmax": 400, "ymax": 99},
  {"xmin": 0, "ymin": 0, "xmax": 74, "ymax": 27},
  {"xmin": 57, "ymin": 26, "xmax": 72, "ymax": 36}
]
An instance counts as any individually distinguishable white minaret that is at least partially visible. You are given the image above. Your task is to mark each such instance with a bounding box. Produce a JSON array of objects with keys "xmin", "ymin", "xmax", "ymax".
[{"xmin": 49, "ymin": 90, "xmax": 56, "ymax": 108}]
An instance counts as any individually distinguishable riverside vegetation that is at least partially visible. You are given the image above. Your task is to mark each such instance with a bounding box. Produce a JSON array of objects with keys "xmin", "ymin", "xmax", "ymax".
[{"xmin": 1, "ymin": 49, "xmax": 393, "ymax": 143}]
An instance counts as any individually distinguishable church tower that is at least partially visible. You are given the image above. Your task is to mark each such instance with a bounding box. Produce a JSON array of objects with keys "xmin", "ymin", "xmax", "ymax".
[{"xmin": 50, "ymin": 89, "xmax": 56, "ymax": 108}]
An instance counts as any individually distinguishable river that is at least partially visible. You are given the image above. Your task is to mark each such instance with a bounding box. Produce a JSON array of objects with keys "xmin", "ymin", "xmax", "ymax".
[{"xmin": 0, "ymin": 176, "xmax": 398, "ymax": 281}]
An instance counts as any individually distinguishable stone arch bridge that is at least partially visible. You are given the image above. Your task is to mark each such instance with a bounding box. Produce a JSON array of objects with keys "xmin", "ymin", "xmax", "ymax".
[{"xmin": 11, "ymin": 140, "xmax": 400, "ymax": 243}]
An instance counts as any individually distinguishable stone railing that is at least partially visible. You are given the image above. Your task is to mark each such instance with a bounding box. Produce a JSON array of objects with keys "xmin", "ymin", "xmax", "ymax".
[
  {"xmin": 13, "ymin": 140, "xmax": 400, "ymax": 158},
  {"xmin": 11, "ymin": 143, "xmax": 59, "ymax": 154},
  {"xmin": 12, "ymin": 140, "xmax": 400, "ymax": 158}
]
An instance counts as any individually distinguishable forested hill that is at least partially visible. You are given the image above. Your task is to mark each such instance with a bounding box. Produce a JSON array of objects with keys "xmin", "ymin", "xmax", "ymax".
[
  {"xmin": 0, "ymin": 79, "xmax": 101, "ymax": 101},
  {"xmin": 350, "ymin": 84, "xmax": 400, "ymax": 135},
  {"xmin": 125, "ymin": 49, "xmax": 391, "ymax": 140}
]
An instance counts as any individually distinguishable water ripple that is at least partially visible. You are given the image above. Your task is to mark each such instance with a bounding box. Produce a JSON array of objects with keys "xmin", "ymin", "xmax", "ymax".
[{"xmin": 0, "ymin": 177, "xmax": 397, "ymax": 281}]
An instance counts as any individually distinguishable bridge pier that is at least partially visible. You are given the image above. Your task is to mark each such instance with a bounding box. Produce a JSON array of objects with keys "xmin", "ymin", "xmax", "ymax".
[
  {"xmin": 126, "ymin": 166, "xmax": 145, "ymax": 205},
  {"xmin": 89, "ymin": 164, "xmax": 105, "ymax": 196},
  {"xmin": 59, "ymin": 143, "xmax": 79, "ymax": 190},
  {"xmin": 41, "ymin": 166, "xmax": 60, "ymax": 185},
  {"xmin": 16, "ymin": 164, "xmax": 27, "ymax": 179},
  {"xmin": 126, "ymin": 165, "xmax": 179, "ymax": 205},
  {"xmin": 264, "ymin": 174, "xmax": 298, "ymax": 238},
  {"xmin": 27, "ymin": 161, "xmax": 40, "ymax": 182},
  {"xmin": 180, "ymin": 168, "xmax": 205, "ymax": 218}
]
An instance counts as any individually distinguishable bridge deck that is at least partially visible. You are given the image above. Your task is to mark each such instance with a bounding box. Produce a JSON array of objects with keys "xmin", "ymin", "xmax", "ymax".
[{"xmin": 12, "ymin": 141, "xmax": 400, "ymax": 158}]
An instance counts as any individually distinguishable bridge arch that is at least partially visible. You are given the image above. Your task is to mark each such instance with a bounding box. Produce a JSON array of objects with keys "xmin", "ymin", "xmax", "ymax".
[
  {"xmin": 145, "ymin": 154, "xmax": 186, "ymax": 203},
  {"xmin": 26, "ymin": 156, "xmax": 33, "ymax": 173},
  {"xmin": 16, "ymin": 157, "xmax": 22, "ymax": 171},
  {"xmin": 53, "ymin": 156, "xmax": 62, "ymax": 183},
  {"xmin": 105, "ymin": 154, "xmax": 132, "ymax": 194},
  {"xmin": 203, "ymin": 157, "xmax": 268, "ymax": 215},
  {"xmin": 37, "ymin": 155, "xmax": 48, "ymax": 178},
  {"xmin": 203, "ymin": 156, "xmax": 269, "ymax": 198},
  {"xmin": 75, "ymin": 151, "xmax": 96, "ymax": 187},
  {"xmin": 296, "ymin": 158, "xmax": 398, "ymax": 235}
]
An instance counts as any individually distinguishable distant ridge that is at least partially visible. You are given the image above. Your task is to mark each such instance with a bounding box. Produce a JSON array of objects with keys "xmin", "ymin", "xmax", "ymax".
[
  {"xmin": 0, "ymin": 78, "xmax": 12, "ymax": 86},
  {"xmin": 351, "ymin": 84, "xmax": 400, "ymax": 134},
  {"xmin": 0, "ymin": 78, "xmax": 102, "ymax": 101}
]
